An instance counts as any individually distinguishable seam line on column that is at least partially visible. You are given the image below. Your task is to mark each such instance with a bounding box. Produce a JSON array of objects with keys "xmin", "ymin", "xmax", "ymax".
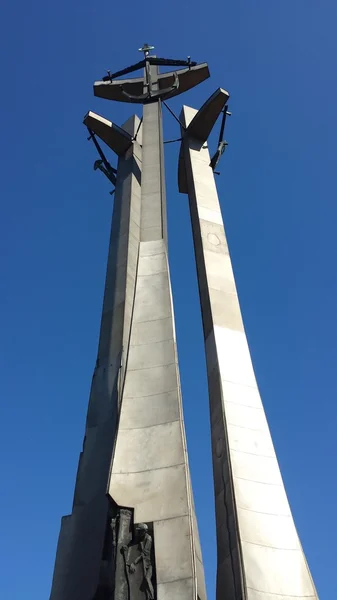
[
  {"xmin": 235, "ymin": 505, "xmax": 290, "ymax": 518},
  {"xmin": 119, "ymin": 418, "xmax": 180, "ymax": 431},
  {"xmin": 226, "ymin": 421, "xmax": 267, "ymax": 433},
  {"xmin": 127, "ymin": 360, "xmax": 176, "ymax": 373},
  {"xmin": 234, "ymin": 475, "xmax": 282, "ymax": 487},
  {"xmin": 123, "ymin": 387, "xmax": 178, "ymax": 399},
  {"xmin": 229, "ymin": 448, "xmax": 275, "ymax": 459},
  {"xmin": 153, "ymin": 513, "xmax": 189, "ymax": 524},
  {"xmin": 139, "ymin": 251, "xmax": 166, "ymax": 257},
  {"xmin": 134, "ymin": 314, "xmax": 172, "ymax": 324},
  {"xmin": 208, "ymin": 287, "xmax": 238, "ymax": 297},
  {"xmin": 157, "ymin": 576, "xmax": 193, "ymax": 586},
  {"xmin": 220, "ymin": 377, "xmax": 258, "ymax": 390},
  {"xmin": 138, "ymin": 269, "xmax": 167, "ymax": 277},
  {"xmin": 223, "ymin": 399, "xmax": 264, "ymax": 410},
  {"xmin": 246, "ymin": 588, "xmax": 316, "ymax": 598},
  {"xmin": 132, "ymin": 316, "xmax": 171, "ymax": 326},
  {"xmin": 198, "ymin": 217, "xmax": 225, "ymax": 227},
  {"xmin": 130, "ymin": 337, "xmax": 173, "ymax": 348},
  {"xmin": 242, "ymin": 540, "xmax": 299, "ymax": 551},
  {"xmin": 112, "ymin": 461, "xmax": 185, "ymax": 475}
]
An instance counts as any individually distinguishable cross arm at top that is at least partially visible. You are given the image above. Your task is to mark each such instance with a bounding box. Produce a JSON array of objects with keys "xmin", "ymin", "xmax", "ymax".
[{"xmin": 94, "ymin": 63, "xmax": 210, "ymax": 104}]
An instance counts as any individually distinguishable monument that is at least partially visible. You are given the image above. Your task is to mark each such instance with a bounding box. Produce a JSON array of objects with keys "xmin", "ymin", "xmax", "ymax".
[{"xmin": 50, "ymin": 45, "xmax": 318, "ymax": 600}]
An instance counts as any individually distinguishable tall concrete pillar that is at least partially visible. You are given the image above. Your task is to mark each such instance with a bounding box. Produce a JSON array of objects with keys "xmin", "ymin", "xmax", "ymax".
[
  {"xmin": 50, "ymin": 48, "xmax": 318, "ymax": 600},
  {"xmin": 108, "ymin": 98, "xmax": 206, "ymax": 600},
  {"xmin": 50, "ymin": 87, "xmax": 206, "ymax": 599},
  {"xmin": 180, "ymin": 104, "xmax": 318, "ymax": 600},
  {"xmin": 50, "ymin": 114, "xmax": 143, "ymax": 600}
]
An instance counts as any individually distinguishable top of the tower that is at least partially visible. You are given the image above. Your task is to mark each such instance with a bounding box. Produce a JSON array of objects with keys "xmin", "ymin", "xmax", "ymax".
[
  {"xmin": 93, "ymin": 45, "xmax": 210, "ymax": 104},
  {"xmin": 138, "ymin": 43, "xmax": 155, "ymax": 57}
]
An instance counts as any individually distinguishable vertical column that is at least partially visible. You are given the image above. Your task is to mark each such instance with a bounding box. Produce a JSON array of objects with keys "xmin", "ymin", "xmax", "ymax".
[
  {"xmin": 141, "ymin": 101, "xmax": 167, "ymax": 243},
  {"xmin": 50, "ymin": 116, "xmax": 142, "ymax": 600},
  {"xmin": 141, "ymin": 64, "xmax": 167, "ymax": 244},
  {"xmin": 108, "ymin": 101, "xmax": 206, "ymax": 600},
  {"xmin": 181, "ymin": 106, "xmax": 318, "ymax": 600}
]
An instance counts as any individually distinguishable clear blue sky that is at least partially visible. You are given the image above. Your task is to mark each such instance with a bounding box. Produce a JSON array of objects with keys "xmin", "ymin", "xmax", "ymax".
[{"xmin": 0, "ymin": 1, "xmax": 336, "ymax": 598}]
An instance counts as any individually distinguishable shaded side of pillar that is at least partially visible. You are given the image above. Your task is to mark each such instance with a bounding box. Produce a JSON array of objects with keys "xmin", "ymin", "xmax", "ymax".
[
  {"xmin": 180, "ymin": 105, "xmax": 318, "ymax": 600},
  {"xmin": 49, "ymin": 116, "xmax": 142, "ymax": 600},
  {"xmin": 141, "ymin": 102, "xmax": 167, "ymax": 244},
  {"xmin": 108, "ymin": 101, "xmax": 206, "ymax": 600}
]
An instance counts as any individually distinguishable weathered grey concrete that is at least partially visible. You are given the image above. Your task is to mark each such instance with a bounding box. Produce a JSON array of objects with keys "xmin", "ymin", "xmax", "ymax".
[
  {"xmin": 109, "ymin": 99, "xmax": 206, "ymax": 600},
  {"xmin": 140, "ymin": 65, "xmax": 167, "ymax": 244},
  {"xmin": 141, "ymin": 104, "xmax": 166, "ymax": 241},
  {"xmin": 50, "ymin": 116, "xmax": 142, "ymax": 600},
  {"xmin": 180, "ymin": 105, "xmax": 318, "ymax": 600},
  {"xmin": 178, "ymin": 88, "xmax": 229, "ymax": 195},
  {"xmin": 109, "ymin": 237, "xmax": 205, "ymax": 597},
  {"xmin": 83, "ymin": 111, "xmax": 133, "ymax": 156},
  {"xmin": 50, "ymin": 100, "xmax": 206, "ymax": 600}
]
